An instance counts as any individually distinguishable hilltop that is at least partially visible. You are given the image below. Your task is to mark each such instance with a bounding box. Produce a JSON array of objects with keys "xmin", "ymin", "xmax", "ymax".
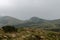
[{"xmin": 0, "ymin": 16, "xmax": 60, "ymax": 31}]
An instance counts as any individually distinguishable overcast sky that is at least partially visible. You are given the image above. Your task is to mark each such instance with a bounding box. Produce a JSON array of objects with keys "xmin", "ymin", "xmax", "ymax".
[{"xmin": 0, "ymin": 0, "xmax": 60, "ymax": 20}]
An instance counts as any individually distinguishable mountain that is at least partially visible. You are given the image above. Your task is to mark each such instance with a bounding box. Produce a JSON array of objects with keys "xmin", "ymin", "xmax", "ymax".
[
  {"xmin": 28, "ymin": 17, "xmax": 46, "ymax": 23},
  {"xmin": 0, "ymin": 16, "xmax": 60, "ymax": 30},
  {"xmin": 15, "ymin": 17, "xmax": 47, "ymax": 27},
  {"xmin": 15, "ymin": 17, "xmax": 60, "ymax": 30},
  {"xmin": 0, "ymin": 16, "xmax": 24, "ymax": 27},
  {"xmin": 16, "ymin": 17, "xmax": 52, "ymax": 28}
]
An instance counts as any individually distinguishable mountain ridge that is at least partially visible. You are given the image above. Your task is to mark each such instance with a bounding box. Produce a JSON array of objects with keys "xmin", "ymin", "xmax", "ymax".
[
  {"xmin": 0, "ymin": 16, "xmax": 60, "ymax": 29},
  {"xmin": 0, "ymin": 16, "xmax": 24, "ymax": 27}
]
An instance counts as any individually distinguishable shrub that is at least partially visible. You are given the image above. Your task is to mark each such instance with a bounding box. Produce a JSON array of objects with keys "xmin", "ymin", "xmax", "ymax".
[{"xmin": 2, "ymin": 25, "xmax": 17, "ymax": 33}]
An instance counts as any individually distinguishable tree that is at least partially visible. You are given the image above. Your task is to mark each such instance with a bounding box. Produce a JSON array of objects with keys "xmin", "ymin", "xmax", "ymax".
[{"xmin": 2, "ymin": 25, "xmax": 17, "ymax": 33}]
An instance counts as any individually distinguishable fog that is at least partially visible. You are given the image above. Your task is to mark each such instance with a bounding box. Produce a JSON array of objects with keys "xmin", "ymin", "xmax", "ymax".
[{"xmin": 0, "ymin": 0, "xmax": 60, "ymax": 20}]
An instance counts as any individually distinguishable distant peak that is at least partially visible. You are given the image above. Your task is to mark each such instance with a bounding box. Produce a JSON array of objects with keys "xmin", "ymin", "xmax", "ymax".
[
  {"xmin": 30, "ymin": 17, "xmax": 44, "ymax": 20},
  {"xmin": 3, "ymin": 16, "xmax": 13, "ymax": 18}
]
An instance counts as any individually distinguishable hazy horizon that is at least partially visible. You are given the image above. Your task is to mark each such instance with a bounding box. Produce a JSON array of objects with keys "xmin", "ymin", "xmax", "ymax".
[{"xmin": 0, "ymin": 0, "xmax": 60, "ymax": 20}]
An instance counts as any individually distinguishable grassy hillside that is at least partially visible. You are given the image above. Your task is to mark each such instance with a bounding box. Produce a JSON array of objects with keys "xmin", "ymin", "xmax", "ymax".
[
  {"xmin": 0, "ymin": 16, "xmax": 24, "ymax": 27},
  {"xmin": 0, "ymin": 16, "xmax": 60, "ymax": 29},
  {"xmin": 0, "ymin": 27, "xmax": 60, "ymax": 40}
]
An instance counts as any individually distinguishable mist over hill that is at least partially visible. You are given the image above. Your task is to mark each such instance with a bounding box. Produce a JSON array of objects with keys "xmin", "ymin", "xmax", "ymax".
[
  {"xmin": 0, "ymin": 16, "xmax": 24, "ymax": 27},
  {"xmin": 0, "ymin": 16, "xmax": 60, "ymax": 30}
]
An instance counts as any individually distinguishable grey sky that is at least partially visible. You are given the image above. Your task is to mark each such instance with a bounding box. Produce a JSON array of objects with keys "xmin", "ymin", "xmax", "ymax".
[{"xmin": 0, "ymin": 0, "xmax": 60, "ymax": 20}]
